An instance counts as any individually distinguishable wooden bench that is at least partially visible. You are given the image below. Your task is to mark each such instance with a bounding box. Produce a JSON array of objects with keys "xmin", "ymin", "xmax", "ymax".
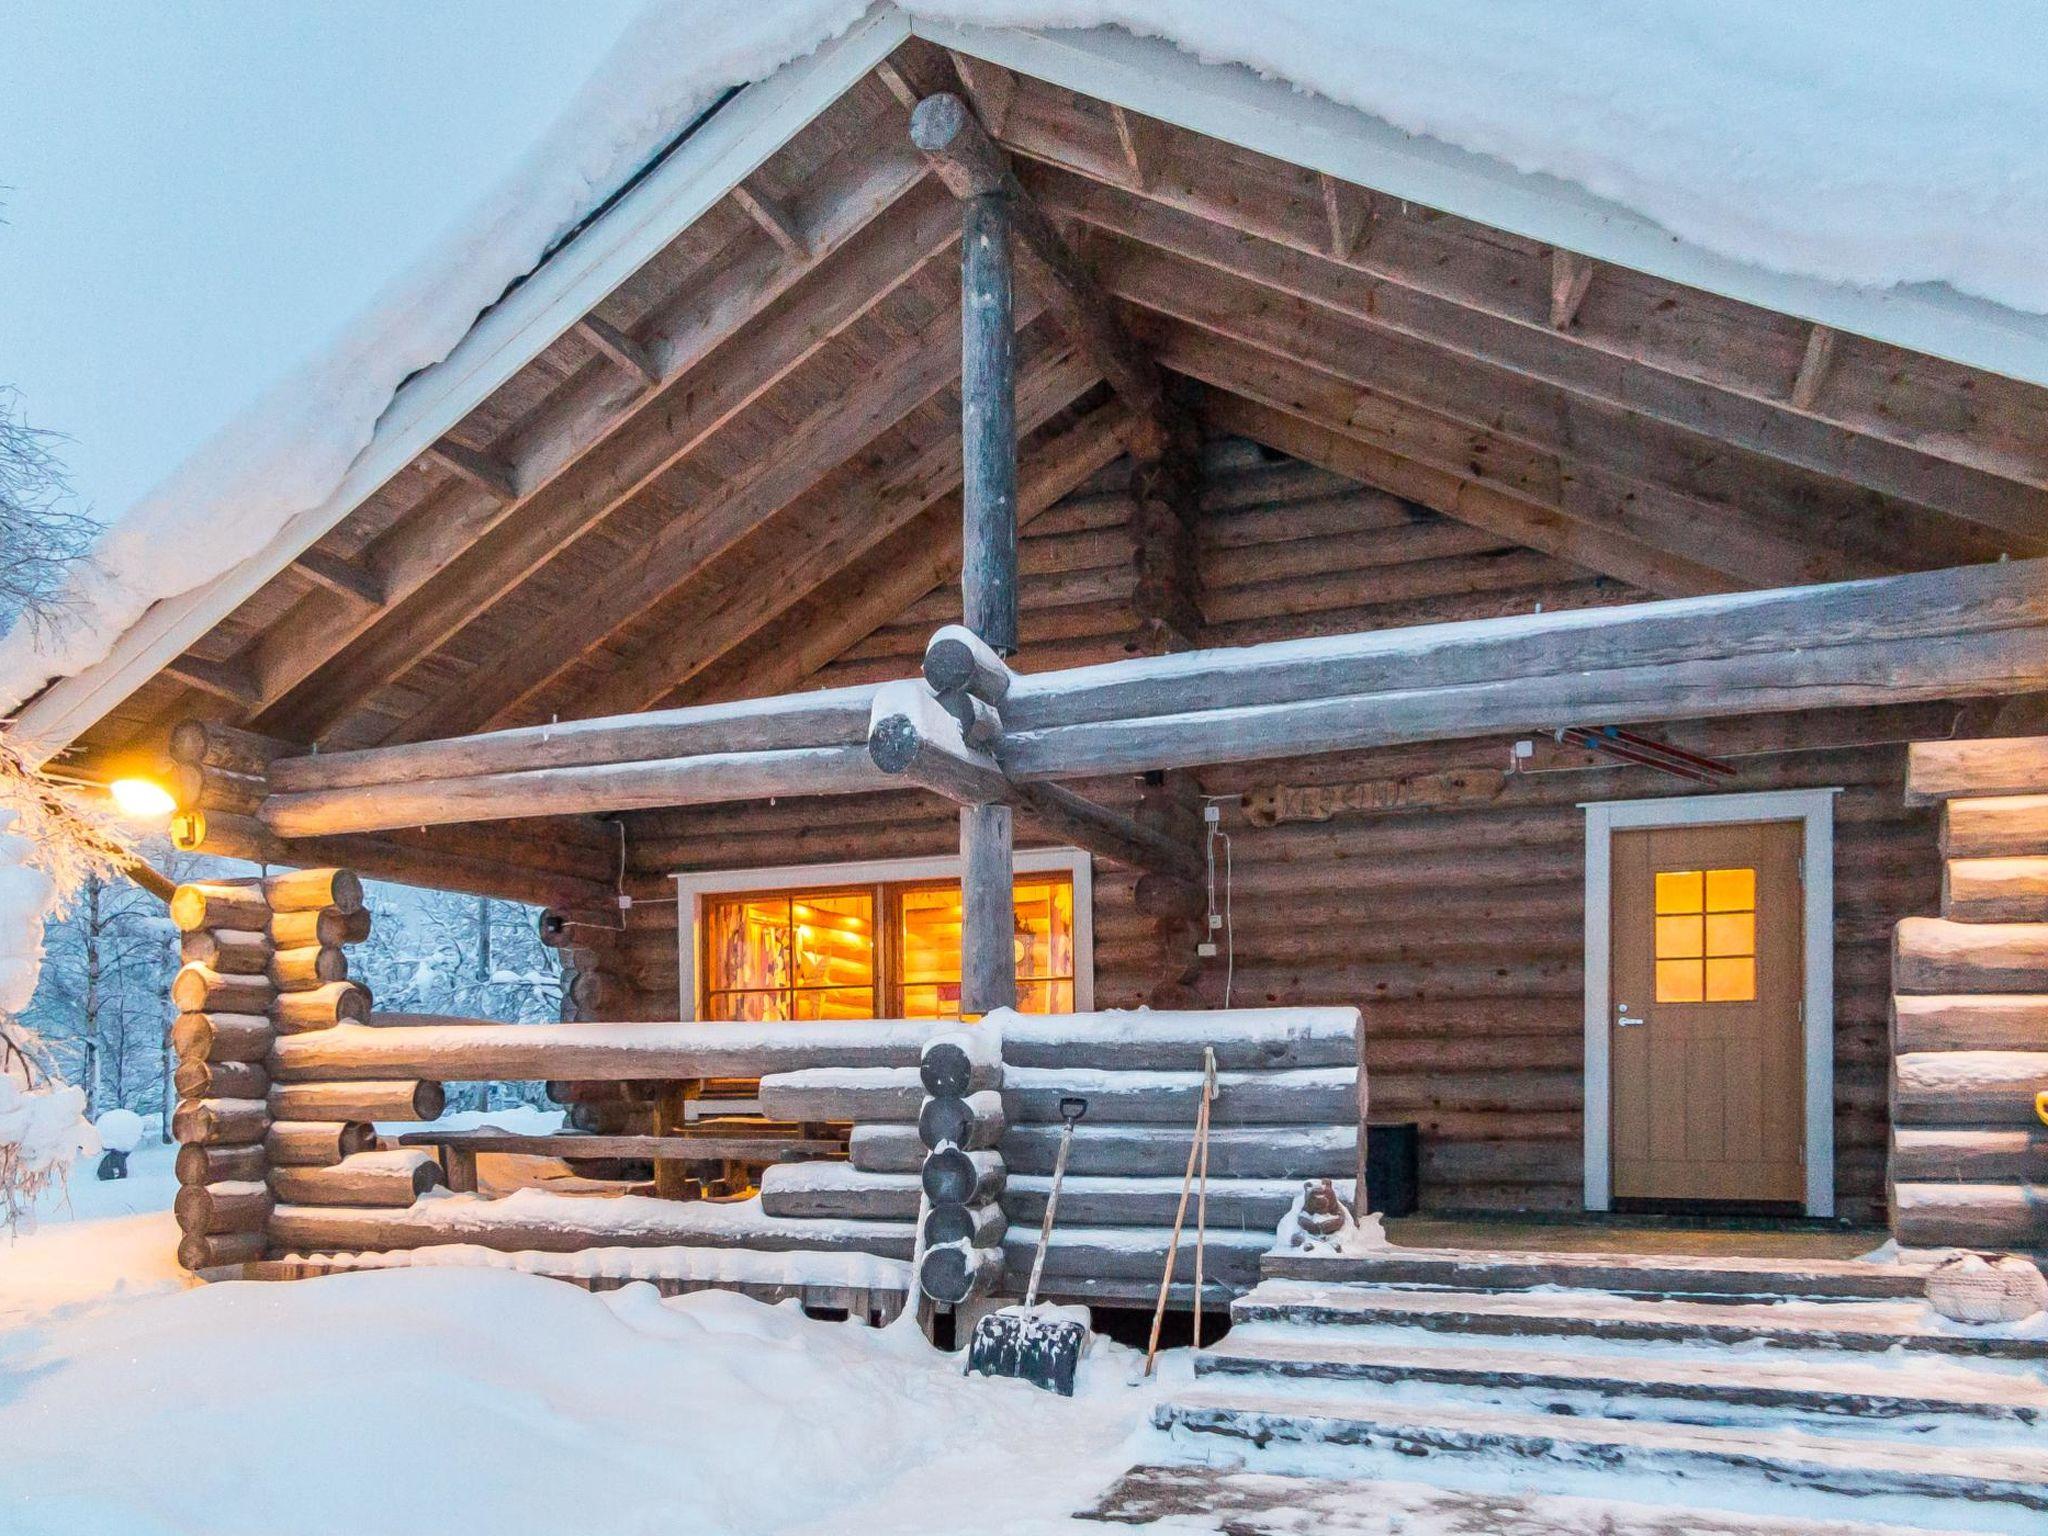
[{"xmin": 395, "ymin": 1128, "xmax": 847, "ymax": 1194}]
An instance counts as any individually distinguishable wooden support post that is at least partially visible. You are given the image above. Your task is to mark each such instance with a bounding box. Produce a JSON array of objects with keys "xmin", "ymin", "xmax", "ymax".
[
  {"xmin": 961, "ymin": 191, "xmax": 1018, "ymax": 656},
  {"xmin": 961, "ymin": 803, "xmax": 1018, "ymax": 1016}
]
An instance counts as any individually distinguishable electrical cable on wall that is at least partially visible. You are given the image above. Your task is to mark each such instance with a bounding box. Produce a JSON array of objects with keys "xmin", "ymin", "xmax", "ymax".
[{"xmin": 1202, "ymin": 796, "xmax": 1235, "ymax": 1008}]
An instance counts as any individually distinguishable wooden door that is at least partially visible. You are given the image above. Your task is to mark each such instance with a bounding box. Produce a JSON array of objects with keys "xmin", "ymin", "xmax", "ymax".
[{"xmin": 1610, "ymin": 820, "xmax": 1805, "ymax": 1205}]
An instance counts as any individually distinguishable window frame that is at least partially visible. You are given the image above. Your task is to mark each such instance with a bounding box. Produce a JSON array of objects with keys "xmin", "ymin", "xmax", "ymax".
[{"xmin": 675, "ymin": 849, "xmax": 1094, "ymax": 1022}]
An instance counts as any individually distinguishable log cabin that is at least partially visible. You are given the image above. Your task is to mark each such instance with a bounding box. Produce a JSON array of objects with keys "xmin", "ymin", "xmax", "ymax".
[{"xmin": 11, "ymin": 13, "xmax": 2048, "ymax": 1351}]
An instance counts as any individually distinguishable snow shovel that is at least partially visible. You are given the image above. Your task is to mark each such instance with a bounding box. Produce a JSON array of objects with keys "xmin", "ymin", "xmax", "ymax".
[{"xmin": 966, "ymin": 1095, "xmax": 1089, "ymax": 1395}]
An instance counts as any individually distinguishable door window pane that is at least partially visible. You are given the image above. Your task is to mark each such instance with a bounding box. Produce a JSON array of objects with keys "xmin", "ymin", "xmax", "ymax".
[{"xmin": 1652, "ymin": 867, "xmax": 1756, "ymax": 1004}]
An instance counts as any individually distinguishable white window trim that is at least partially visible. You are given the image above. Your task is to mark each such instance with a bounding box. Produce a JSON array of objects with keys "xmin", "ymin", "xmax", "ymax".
[
  {"xmin": 672, "ymin": 848, "xmax": 1094, "ymax": 1022},
  {"xmin": 1581, "ymin": 788, "xmax": 1838, "ymax": 1218}
]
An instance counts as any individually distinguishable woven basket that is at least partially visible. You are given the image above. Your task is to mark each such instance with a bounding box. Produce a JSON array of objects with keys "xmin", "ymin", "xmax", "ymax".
[{"xmin": 1926, "ymin": 1253, "xmax": 2048, "ymax": 1324}]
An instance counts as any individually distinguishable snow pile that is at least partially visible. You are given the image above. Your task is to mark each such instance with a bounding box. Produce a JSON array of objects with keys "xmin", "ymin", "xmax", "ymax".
[
  {"xmin": 0, "ymin": 1073, "xmax": 98, "ymax": 1227},
  {"xmin": 0, "ymin": 1266, "xmax": 1161, "ymax": 1536},
  {"xmin": 0, "ymin": 813, "xmax": 54, "ymax": 1014},
  {"xmin": 91, "ymin": 1106, "xmax": 144, "ymax": 1155}
]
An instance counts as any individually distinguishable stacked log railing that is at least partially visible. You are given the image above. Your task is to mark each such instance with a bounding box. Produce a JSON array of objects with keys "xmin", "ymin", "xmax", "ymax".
[
  {"xmin": 913, "ymin": 1029, "xmax": 1008, "ymax": 1304},
  {"xmin": 169, "ymin": 866, "xmax": 447, "ymax": 1272}
]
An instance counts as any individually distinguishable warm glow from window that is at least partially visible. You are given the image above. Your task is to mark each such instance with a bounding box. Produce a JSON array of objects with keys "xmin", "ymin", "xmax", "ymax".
[
  {"xmin": 700, "ymin": 874, "xmax": 1074, "ymax": 1022},
  {"xmin": 109, "ymin": 777, "xmax": 177, "ymax": 820},
  {"xmin": 1654, "ymin": 866, "xmax": 1757, "ymax": 1003}
]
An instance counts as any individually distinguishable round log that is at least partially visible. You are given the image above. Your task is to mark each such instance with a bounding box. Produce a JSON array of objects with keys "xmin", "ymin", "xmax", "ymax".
[
  {"xmin": 267, "ymin": 1120, "xmax": 377, "ymax": 1167},
  {"xmin": 169, "ymin": 881, "xmax": 270, "ymax": 934},
  {"xmin": 918, "ymin": 1242, "xmax": 1003, "ymax": 1306},
  {"xmin": 174, "ymin": 1180, "xmax": 274, "ymax": 1235},
  {"xmin": 177, "ymin": 1142, "xmax": 268, "ymax": 1185},
  {"xmin": 169, "ymin": 719, "xmax": 287, "ymax": 775},
  {"xmin": 168, "ymin": 761, "xmax": 267, "ymax": 817},
  {"xmin": 173, "ymin": 1057, "xmax": 271, "ymax": 1101},
  {"xmin": 179, "ymin": 928, "xmax": 271, "ymax": 975},
  {"xmin": 266, "ymin": 868, "xmax": 363, "ymax": 915},
  {"xmin": 268, "ymin": 1151, "xmax": 443, "ymax": 1206},
  {"xmin": 177, "ymin": 1228, "xmax": 269, "ymax": 1272},
  {"xmin": 918, "ymin": 1090, "xmax": 1005, "ymax": 1152},
  {"xmin": 918, "ymin": 1037, "xmax": 1001, "ymax": 1098},
  {"xmin": 921, "ymin": 1146, "xmax": 1005, "ymax": 1206},
  {"xmin": 268, "ymin": 1080, "xmax": 445, "ymax": 1123},
  {"xmin": 172, "ymin": 964, "xmax": 274, "ymax": 1016},
  {"xmin": 172, "ymin": 1097, "xmax": 270, "ymax": 1147},
  {"xmin": 271, "ymin": 981, "xmax": 372, "ymax": 1032},
  {"xmin": 269, "ymin": 907, "xmax": 370, "ymax": 949},
  {"xmin": 269, "ymin": 944, "xmax": 348, "ymax": 991},
  {"xmin": 171, "ymin": 1012, "xmax": 274, "ymax": 1064},
  {"xmin": 921, "ymin": 1199, "xmax": 1006, "ymax": 1250},
  {"xmin": 922, "ymin": 624, "xmax": 1013, "ymax": 703}
]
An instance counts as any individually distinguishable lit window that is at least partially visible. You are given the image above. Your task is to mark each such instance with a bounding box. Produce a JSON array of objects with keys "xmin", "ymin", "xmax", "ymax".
[
  {"xmin": 1653, "ymin": 866, "xmax": 1757, "ymax": 1003},
  {"xmin": 701, "ymin": 875, "xmax": 1075, "ymax": 1021}
]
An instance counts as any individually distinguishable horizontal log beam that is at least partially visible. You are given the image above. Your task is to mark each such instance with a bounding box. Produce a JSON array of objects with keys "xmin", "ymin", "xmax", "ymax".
[
  {"xmin": 261, "ymin": 745, "xmax": 890, "ymax": 837},
  {"xmin": 269, "ymin": 1018, "xmax": 947, "ymax": 1082}
]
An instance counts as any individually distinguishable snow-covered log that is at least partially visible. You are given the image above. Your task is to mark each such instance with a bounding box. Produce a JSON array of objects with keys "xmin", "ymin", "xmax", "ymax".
[
  {"xmin": 268, "ymin": 906, "xmax": 370, "ymax": 949},
  {"xmin": 922, "ymin": 1200, "xmax": 1005, "ymax": 1251},
  {"xmin": 171, "ymin": 1011, "xmax": 274, "ymax": 1063},
  {"xmin": 1892, "ymin": 1050, "xmax": 2048, "ymax": 1124},
  {"xmin": 268, "ymin": 1150, "xmax": 444, "ymax": 1206},
  {"xmin": 757, "ymin": 1066, "xmax": 921, "ymax": 1124},
  {"xmin": 994, "ymin": 1007, "xmax": 1358, "ymax": 1071},
  {"xmin": 266, "ymin": 1018, "xmax": 945, "ymax": 1082},
  {"xmin": 270, "ymin": 982, "xmax": 371, "ymax": 1032},
  {"xmin": 176, "ymin": 1142, "xmax": 268, "ymax": 1185},
  {"xmin": 269, "ymin": 943, "xmax": 347, "ymax": 991},
  {"xmin": 917, "ymin": 1090, "xmax": 1004, "ymax": 1153},
  {"xmin": 171, "ymin": 963, "xmax": 274, "ymax": 1015},
  {"xmin": 179, "ymin": 927, "xmax": 269, "ymax": 974},
  {"xmin": 172, "ymin": 1096, "xmax": 269, "ymax": 1146},
  {"xmin": 268, "ymin": 1080, "xmax": 444, "ymax": 1123},
  {"xmin": 174, "ymin": 1179, "xmax": 274, "ymax": 1235},
  {"xmin": 921, "ymin": 1146, "xmax": 1005, "ymax": 1207},
  {"xmin": 172, "ymin": 1057, "xmax": 270, "ymax": 1102},
  {"xmin": 168, "ymin": 880, "xmax": 271, "ymax": 934},
  {"xmin": 267, "ymin": 1189, "xmax": 914, "ymax": 1258},
  {"xmin": 760, "ymin": 1164, "xmax": 923, "ymax": 1221},
  {"xmin": 917, "ymin": 1241, "xmax": 1002, "ymax": 1306},
  {"xmin": 923, "ymin": 624, "xmax": 1013, "ymax": 704},
  {"xmin": 1004, "ymin": 1066, "xmax": 1357, "ymax": 1126},
  {"xmin": 919, "ymin": 1028, "xmax": 1004, "ymax": 1097},
  {"xmin": 264, "ymin": 867, "xmax": 363, "ymax": 915},
  {"xmin": 267, "ymin": 689, "xmax": 878, "ymax": 793},
  {"xmin": 856, "ymin": 1122, "xmax": 1356, "ymax": 1180},
  {"xmin": 266, "ymin": 1120, "xmax": 376, "ymax": 1167},
  {"xmin": 1893, "ymin": 1180, "xmax": 2048, "ymax": 1250},
  {"xmin": 177, "ymin": 1229, "xmax": 267, "ymax": 1272}
]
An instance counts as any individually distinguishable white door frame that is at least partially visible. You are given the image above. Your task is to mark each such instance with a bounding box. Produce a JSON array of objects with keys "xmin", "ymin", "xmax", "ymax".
[
  {"xmin": 1581, "ymin": 788, "xmax": 1838, "ymax": 1217},
  {"xmin": 672, "ymin": 848, "xmax": 1094, "ymax": 1021}
]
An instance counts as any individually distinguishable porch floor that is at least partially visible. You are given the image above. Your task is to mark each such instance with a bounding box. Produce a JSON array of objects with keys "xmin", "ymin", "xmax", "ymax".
[{"xmin": 1382, "ymin": 1215, "xmax": 1888, "ymax": 1263}]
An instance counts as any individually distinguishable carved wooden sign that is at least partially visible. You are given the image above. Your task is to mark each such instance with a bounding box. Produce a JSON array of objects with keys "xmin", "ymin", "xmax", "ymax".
[{"xmin": 1242, "ymin": 767, "xmax": 1507, "ymax": 826}]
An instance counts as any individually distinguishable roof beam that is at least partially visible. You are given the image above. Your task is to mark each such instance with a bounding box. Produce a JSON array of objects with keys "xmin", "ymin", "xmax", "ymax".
[
  {"xmin": 1201, "ymin": 389, "xmax": 1728, "ymax": 599},
  {"xmin": 1548, "ymin": 249, "xmax": 1594, "ymax": 331},
  {"xmin": 290, "ymin": 550, "xmax": 385, "ymax": 610},
  {"xmin": 730, "ymin": 179, "xmax": 812, "ymax": 260},
  {"xmin": 423, "ymin": 440, "xmax": 518, "ymax": 503},
  {"xmin": 910, "ymin": 92, "xmax": 1181, "ymax": 454},
  {"xmin": 574, "ymin": 343, "xmax": 1103, "ymax": 722},
  {"xmin": 997, "ymin": 109, "xmax": 2048, "ymax": 536},
  {"xmin": 164, "ymin": 655, "xmax": 262, "ymax": 709},
  {"xmin": 1087, "ymin": 228, "xmax": 2000, "ymax": 577},
  {"xmin": 385, "ymin": 295, "xmax": 1014, "ymax": 744},
  {"xmin": 256, "ymin": 162, "xmax": 951, "ymax": 742},
  {"xmin": 574, "ymin": 315, "xmax": 661, "ymax": 389},
  {"xmin": 678, "ymin": 402, "xmax": 1134, "ymax": 706},
  {"xmin": 1109, "ymin": 105, "xmax": 1164, "ymax": 192}
]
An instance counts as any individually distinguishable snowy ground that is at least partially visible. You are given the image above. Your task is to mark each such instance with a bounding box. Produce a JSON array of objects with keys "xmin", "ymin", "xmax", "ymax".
[{"xmin": 0, "ymin": 1162, "xmax": 1990, "ymax": 1535}]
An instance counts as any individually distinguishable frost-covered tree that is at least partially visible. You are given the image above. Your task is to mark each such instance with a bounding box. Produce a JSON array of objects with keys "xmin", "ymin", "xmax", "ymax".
[{"xmin": 0, "ymin": 384, "xmax": 98, "ymax": 638}]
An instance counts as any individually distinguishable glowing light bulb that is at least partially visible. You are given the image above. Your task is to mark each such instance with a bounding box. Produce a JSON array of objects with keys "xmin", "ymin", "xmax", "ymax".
[{"xmin": 110, "ymin": 777, "xmax": 177, "ymax": 820}]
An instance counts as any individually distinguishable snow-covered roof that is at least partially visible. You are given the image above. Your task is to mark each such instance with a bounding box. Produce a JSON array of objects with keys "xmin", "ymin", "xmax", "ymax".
[{"xmin": 7, "ymin": 1, "xmax": 2048, "ymax": 753}]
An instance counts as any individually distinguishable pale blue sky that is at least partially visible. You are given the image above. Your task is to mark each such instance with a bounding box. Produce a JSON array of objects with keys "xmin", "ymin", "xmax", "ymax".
[{"xmin": 0, "ymin": 1, "xmax": 645, "ymax": 522}]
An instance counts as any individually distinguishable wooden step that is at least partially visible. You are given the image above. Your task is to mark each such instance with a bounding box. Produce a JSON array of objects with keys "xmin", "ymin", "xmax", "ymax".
[
  {"xmin": 1258, "ymin": 1245, "xmax": 1931, "ymax": 1300},
  {"xmin": 1946, "ymin": 795, "xmax": 2048, "ymax": 857},
  {"xmin": 1892, "ymin": 993, "xmax": 2048, "ymax": 1051},
  {"xmin": 1085, "ymin": 1463, "xmax": 1963, "ymax": 1536},
  {"xmin": 1154, "ymin": 1389, "xmax": 2048, "ymax": 1515},
  {"xmin": 1196, "ymin": 1333, "xmax": 2048, "ymax": 1423},
  {"xmin": 1892, "ymin": 1180, "xmax": 2048, "ymax": 1251},
  {"xmin": 1945, "ymin": 856, "xmax": 2048, "ymax": 921},
  {"xmin": 1002, "ymin": 1223, "xmax": 1271, "ymax": 1289},
  {"xmin": 1907, "ymin": 738, "xmax": 2048, "ymax": 804},
  {"xmin": 1229, "ymin": 1280, "xmax": 2048, "ymax": 1360},
  {"xmin": 1895, "ymin": 916, "xmax": 2048, "ymax": 993}
]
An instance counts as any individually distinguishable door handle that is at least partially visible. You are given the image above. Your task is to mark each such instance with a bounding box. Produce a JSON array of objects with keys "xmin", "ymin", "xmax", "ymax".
[{"xmin": 1617, "ymin": 1004, "xmax": 1645, "ymax": 1027}]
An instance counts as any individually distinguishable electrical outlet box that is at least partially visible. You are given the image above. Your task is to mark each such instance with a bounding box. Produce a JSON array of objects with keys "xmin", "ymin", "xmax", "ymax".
[
  {"xmin": 1203, "ymin": 804, "xmax": 1222, "ymax": 823},
  {"xmin": 1197, "ymin": 941, "xmax": 1219, "ymax": 957},
  {"xmin": 616, "ymin": 894, "xmax": 633, "ymax": 910},
  {"xmin": 1208, "ymin": 913, "xmax": 1223, "ymax": 929}
]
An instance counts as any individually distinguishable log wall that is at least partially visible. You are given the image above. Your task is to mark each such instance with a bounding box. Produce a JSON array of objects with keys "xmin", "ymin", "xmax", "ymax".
[{"xmin": 612, "ymin": 446, "xmax": 1944, "ymax": 1222}]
